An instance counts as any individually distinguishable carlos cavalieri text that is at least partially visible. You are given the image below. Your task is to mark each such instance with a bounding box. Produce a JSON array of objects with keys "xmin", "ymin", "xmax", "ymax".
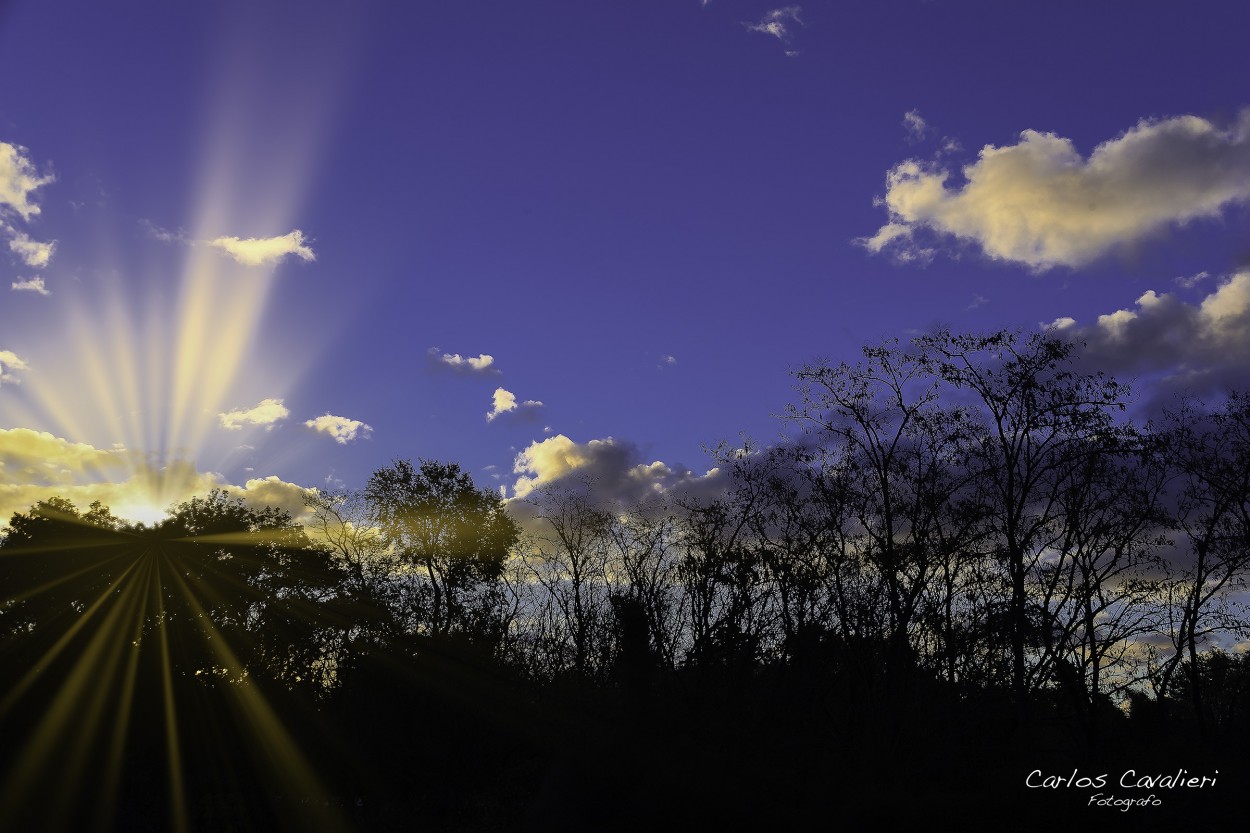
[{"xmin": 1026, "ymin": 769, "xmax": 1218, "ymax": 790}]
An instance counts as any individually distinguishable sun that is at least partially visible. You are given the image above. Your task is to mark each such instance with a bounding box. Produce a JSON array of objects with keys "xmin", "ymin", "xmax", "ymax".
[{"xmin": 110, "ymin": 497, "xmax": 172, "ymax": 528}]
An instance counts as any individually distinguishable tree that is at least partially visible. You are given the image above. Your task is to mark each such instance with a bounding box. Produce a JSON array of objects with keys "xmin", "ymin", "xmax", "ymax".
[
  {"xmin": 520, "ymin": 483, "xmax": 614, "ymax": 679},
  {"xmin": 1044, "ymin": 427, "xmax": 1166, "ymax": 732},
  {"xmin": 154, "ymin": 489, "xmax": 345, "ymax": 693},
  {"xmin": 1154, "ymin": 394, "xmax": 1250, "ymax": 728},
  {"xmin": 303, "ymin": 488, "xmax": 399, "ymax": 650},
  {"xmin": 364, "ymin": 459, "xmax": 518, "ymax": 639},
  {"xmin": 789, "ymin": 341, "xmax": 986, "ymax": 677},
  {"xmin": 917, "ymin": 329, "xmax": 1130, "ymax": 700}
]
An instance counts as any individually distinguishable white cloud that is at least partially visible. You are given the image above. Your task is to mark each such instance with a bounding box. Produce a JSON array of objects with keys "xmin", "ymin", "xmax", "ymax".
[
  {"xmin": 0, "ymin": 349, "xmax": 29, "ymax": 385},
  {"xmin": 218, "ymin": 398, "xmax": 290, "ymax": 431},
  {"xmin": 903, "ymin": 109, "xmax": 929, "ymax": 143},
  {"xmin": 745, "ymin": 6, "xmax": 802, "ymax": 40},
  {"xmin": 864, "ymin": 111, "xmax": 1250, "ymax": 270},
  {"xmin": 486, "ymin": 387, "xmax": 543, "ymax": 423},
  {"xmin": 10, "ymin": 276, "xmax": 49, "ymax": 296},
  {"xmin": 208, "ymin": 230, "xmax": 315, "ymax": 267},
  {"xmin": 1054, "ymin": 269, "xmax": 1250, "ymax": 398},
  {"xmin": 7, "ymin": 230, "xmax": 54, "ymax": 268},
  {"xmin": 304, "ymin": 413, "xmax": 372, "ymax": 444},
  {"xmin": 0, "ymin": 142, "xmax": 54, "ymax": 221},
  {"xmin": 427, "ymin": 347, "xmax": 499, "ymax": 375}
]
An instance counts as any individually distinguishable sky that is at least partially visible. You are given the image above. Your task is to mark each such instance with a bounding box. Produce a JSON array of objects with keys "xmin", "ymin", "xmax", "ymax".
[{"xmin": 2, "ymin": 0, "xmax": 1250, "ymax": 525}]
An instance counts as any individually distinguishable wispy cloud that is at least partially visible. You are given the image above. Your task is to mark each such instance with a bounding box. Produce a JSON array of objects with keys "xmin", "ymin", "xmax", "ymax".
[
  {"xmin": 304, "ymin": 413, "xmax": 372, "ymax": 444},
  {"xmin": 10, "ymin": 276, "xmax": 49, "ymax": 296},
  {"xmin": 745, "ymin": 6, "xmax": 803, "ymax": 42},
  {"xmin": 218, "ymin": 398, "xmax": 291, "ymax": 431},
  {"xmin": 427, "ymin": 347, "xmax": 499, "ymax": 375},
  {"xmin": 140, "ymin": 219, "xmax": 187, "ymax": 243},
  {"xmin": 486, "ymin": 387, "xmax": 543, "ymax": 423},
  {"xmin": 903, "ymin": 110, "xmax": 929, "ymax": 143},
  {"xmin": 863, "ymin": 110, "xmax": 1250, "ymax": 270},
  {"xmin": 0, "ymin": 349, "xmax": 29, "ymax": 385},
  {"xmin": 208, "ymin": 230, "xmax": 315, "ymax": 267},
  {"xmin": 1175, "ymin": 270, "xmax": 1211, "ymax": 289}
]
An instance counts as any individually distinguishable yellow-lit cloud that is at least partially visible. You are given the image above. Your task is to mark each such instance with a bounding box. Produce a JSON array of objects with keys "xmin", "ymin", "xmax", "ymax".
[
  {"xmin": 510, "ymin": 433, "xmax": 720, "ymax": 502},
  {"xmin": 0, "ymin": 428, "xmax": 313, "ymax": 528},
  {"xmin": 865, "ymin": 111, "xmax": 1250, "ymax": 269},
  {"xmin": 7, "ymin": 231, "xmax": 54, "ymax": 268},
  {"xmin": 207, "ymin": 230, "xmax": 315, "ymax": 267},
  {"xmin": 0, "ymin": 350, "xmax": 29, "ymax": 385},
  {"xmin": 303, "ymin": 413, "xmax": 371, "ymax": 444},
  {"xmin": 218, "ymin": 397, "xmax": 291, "ymax": 431},
  {"xmin": 428, "ymin": 347, "xmax": 498, "ymax": 375},
  {"xmin": 486, "ymin": 387, "xmax": 542, "ymax": 423},
  {"xmin": 10, "ymin": 276, "xmax": 49, "ymax": 295},
  {"xmin": 0, "ymin": 142, "xmax": 54, "ymax": 221},
  {"xmin": 228, "ymin": 475, "xmax": 316, "ymax": 521}
]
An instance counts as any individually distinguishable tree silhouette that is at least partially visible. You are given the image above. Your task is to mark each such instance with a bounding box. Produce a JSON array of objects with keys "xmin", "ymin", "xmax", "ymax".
[{"xmin": 364, "ymin": 459, "xmax": 518, "ymax": 639}]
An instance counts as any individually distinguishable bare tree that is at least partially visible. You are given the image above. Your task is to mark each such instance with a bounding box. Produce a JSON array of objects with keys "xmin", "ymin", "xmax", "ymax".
[
  {"xmin": 916, "ymin": 329, "xmax": 1129, "ymax": 700},
  {"xmin": 520, "ymin": 484, "xmax": 615, "ymax": 679},
  {"xmin": 1154, "ymin": 394, "xmax": 1250, "ymax": 727}
]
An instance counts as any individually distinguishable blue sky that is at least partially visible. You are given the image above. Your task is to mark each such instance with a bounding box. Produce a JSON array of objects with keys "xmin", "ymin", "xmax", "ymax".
[{"xmin": 3, "ymin": 0, "xmax": 1250, "ymax": 523}]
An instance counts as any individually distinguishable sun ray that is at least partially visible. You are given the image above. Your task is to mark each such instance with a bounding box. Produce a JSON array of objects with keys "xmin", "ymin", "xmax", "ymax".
[
  {"xmin": 153, "ymin": 554, "xmax": 192, "ymax": 833},
  {"xmin": 0, "ymin": 554, "xmax": 143, "ymax": 718},
  {"xmin": 97, "ymin": 550, "xmax": 158, "ymax": 832},
  {"xmin": 160, "ymin": 560, "xmax": 352, "ymax": 833},
  {"xmin": 0, "ymin": 552, "xmax": 148, "ymax": 827}
]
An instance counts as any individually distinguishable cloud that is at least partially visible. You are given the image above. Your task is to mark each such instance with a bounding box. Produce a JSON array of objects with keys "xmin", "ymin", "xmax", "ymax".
[
  {"xmin": 0, "ymin": 142, "xmax": 54, "ymax": 222},
  {"xmin": 218, "ymin": 398, "xmax": 290, "ymax": 431},
  {"xmin": 304, "ymin": 413, "xmax": 372, "ymax": 444},
  {"xmin": 227, "ymin": 475, "xmax": 316, "ymax": 521},
  {"xmin": 510, "ymin": 434, "xmax": 722, "ymax": 505},
  {"xmin": 0, "ymin": 349, "xmax": 29, "ymax": 385},
  {"xmin": 427, "ymin": 347, "xmax": 499, "ymax": 375},
  {"xmin": 0, "ymin": 428, "xmax": 318, "ymax": 527},
  {"xmin": 1175, "ymin": 270, "xmax": 1211, "ymax": 289},
  {"xmin": 7, "ymin": 230, "xmax": 54, "ymax": 268},
  {"xmin": 10, "ymin": 276, "xmax": 49, "ymax": 296},
  {"xmin": 486, "ymin": 387, "xmax": 543, "ymax": 423},
  {"xmin": 140, "ymin": 219, "xmax": 188, "ymax": 243},
  {"xmin": 863, "ymin": 111, "xmax": 1250, "ymax": 270},
  {"xmin": 903, "ymin": 110, "xmax": 929, "ymax": 143},
  {"xmin": 745, "ymin": 6, "xmax": 802, "ymax": 41},
  {"xmin": 208, "ymin": 230, "xmax": 315, "ymax": 267},
  {"xmin": 1052, "ymin": 269, "xmax": 1250, "ymax": 398},
  {"xmin": 0, "ymin": 428, "xmax": 117, "ymax": 483}
]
